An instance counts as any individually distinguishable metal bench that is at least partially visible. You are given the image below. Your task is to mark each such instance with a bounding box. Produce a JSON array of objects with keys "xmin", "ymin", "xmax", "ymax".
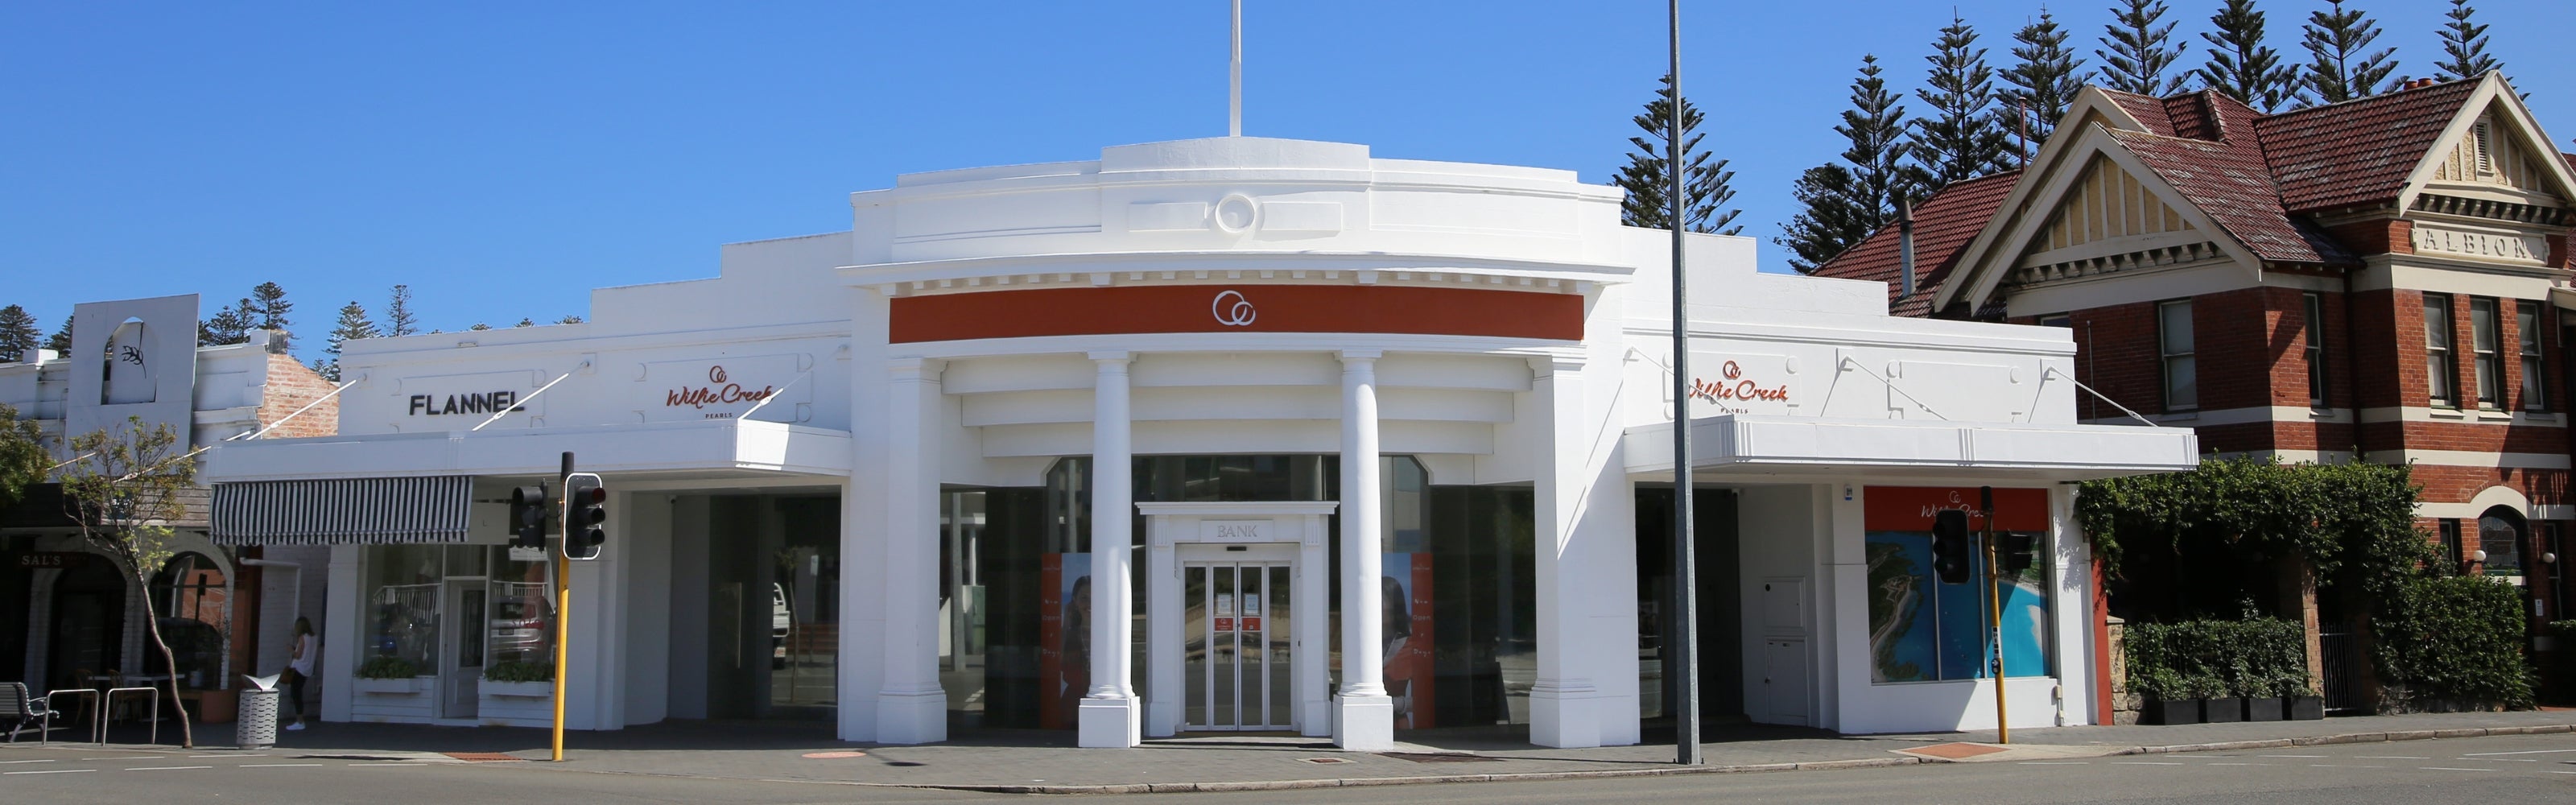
[{"xmin": 2, "ymin": 682, "xmax": 65, "ymax": 745}]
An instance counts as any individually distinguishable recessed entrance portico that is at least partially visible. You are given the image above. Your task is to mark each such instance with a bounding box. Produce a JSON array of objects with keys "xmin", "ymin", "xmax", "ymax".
[{"xmin": 1139, "ymin": 502, "xmax": 1333, "ymax": 739}]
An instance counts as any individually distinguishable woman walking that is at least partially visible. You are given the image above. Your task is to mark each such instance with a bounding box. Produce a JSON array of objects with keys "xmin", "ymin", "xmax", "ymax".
[{"xmin": 285, "ymin": 617, "xmax": 316, "ymax": 730}]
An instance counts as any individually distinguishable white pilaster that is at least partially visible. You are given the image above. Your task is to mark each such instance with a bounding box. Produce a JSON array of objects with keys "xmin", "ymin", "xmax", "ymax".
[
  {"xmin": 875, "ymin": 357, "xmax": 947, "ymax": 744},
  {"xmin": 1079, "ymin": 351, "xmax": 1142, "ymax": 748},
  {"xmin": 1528, "ymin": 354, "xmax": 1600, "ymax": 748},
  {"xmin": 1334, "ymin": 349, "xmax": 1393, "ymax": 750}
]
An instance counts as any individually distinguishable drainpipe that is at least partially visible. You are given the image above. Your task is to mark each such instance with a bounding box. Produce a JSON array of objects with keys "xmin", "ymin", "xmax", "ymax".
[{"xmin": 1897, "ymin": 200, "xmax": 1918, "ymax": 300}]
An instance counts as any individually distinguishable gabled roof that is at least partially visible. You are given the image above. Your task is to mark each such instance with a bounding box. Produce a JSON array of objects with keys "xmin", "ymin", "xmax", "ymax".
[
  {"xmin": 1809, "ymin": 171, "xmax": 2021, "ymax": 317},
  {"xmin": 2256, "ymin": 78, "xmax": 2483, "ymax": 213},
  {"xmin": 2107, "ymin": 128, "xmax": 2354, "ymax": 266},
  {"xmin": 1900, "ymin": 73, "xmax": 2562, "ymax": 316}
]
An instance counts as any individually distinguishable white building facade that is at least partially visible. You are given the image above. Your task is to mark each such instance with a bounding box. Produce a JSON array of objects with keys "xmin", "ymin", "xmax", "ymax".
[{"xmin": 205, "ymin": 138, "xmax": 2194, "ymax": 747}]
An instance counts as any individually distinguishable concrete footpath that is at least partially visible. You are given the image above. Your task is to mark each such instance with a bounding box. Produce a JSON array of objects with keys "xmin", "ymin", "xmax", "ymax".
[{"xmin": 17, "ymin": 709, "xmax": 2574, "ymax": 795}]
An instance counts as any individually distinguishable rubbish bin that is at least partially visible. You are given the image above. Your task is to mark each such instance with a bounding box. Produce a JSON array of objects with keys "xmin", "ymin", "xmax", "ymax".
[{"xmin": 237, "ymin": 688, "xmax": 282, "ymax": 749}]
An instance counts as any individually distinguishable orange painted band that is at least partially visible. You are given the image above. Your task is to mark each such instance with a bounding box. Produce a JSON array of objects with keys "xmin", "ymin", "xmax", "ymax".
[{"xmin": 890, "ymin": 284, "xmax": 1584, "ymax": 343}]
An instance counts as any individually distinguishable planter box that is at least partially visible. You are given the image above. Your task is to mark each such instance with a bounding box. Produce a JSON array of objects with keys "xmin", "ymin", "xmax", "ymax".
[
  {"xmin": 2145, "ymin": 699, "xmax": 2202, "ymax": 724},
  {"xmin": 481, "ymin": 680, "xmax": 554, "ymax": 699},
  {"xmin": 352, "ymin": 676, "xmax": 430, "ymax": 696},
  {"xmin": 2244, "ymin": 696, "xmax": 2285, "ymax": 721},
  {"xmin": 2287, "ymin": 696, "xmax": 2325, "ymax": 720},
  {"xmin": 2202, "ymin": 697, "xmax": 2244, "ymax": 723}
]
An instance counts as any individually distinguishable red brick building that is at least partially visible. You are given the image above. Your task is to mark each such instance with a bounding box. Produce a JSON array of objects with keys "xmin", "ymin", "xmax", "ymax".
[{"xmin": 1816, "ymin": 74, "xmax": 2572, "ymax": 638}]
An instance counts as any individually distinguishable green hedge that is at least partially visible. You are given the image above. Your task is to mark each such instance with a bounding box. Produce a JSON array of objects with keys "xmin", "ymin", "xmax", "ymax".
[
  {"xmin": 2372, "ymin": 576, "xmax": 2535, "ymax": 709},
  {"xmin": 2126, "ymin": 615, "xmax": 2312, "ymax": 700},
  {"xmin": 357, "ymin": 655, "xmax": 420, "ymax": 679}
]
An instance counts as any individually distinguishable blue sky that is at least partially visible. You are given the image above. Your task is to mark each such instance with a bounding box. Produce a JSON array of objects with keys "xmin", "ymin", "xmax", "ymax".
[{"xmin": 5, "ymin": 1, "xmax": 2571, "ymax": 356}]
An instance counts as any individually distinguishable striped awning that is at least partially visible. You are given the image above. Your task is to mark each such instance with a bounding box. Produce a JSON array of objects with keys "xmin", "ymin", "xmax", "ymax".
[{"xmin": 211, "ymin": 476, "xmax": 473, "ymax": 546}]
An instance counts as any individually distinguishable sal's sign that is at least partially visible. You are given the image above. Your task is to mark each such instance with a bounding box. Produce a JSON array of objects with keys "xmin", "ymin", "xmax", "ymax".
[{"xmin": 638, "ymin": 355, "xmax": 808, "ymax": 423}]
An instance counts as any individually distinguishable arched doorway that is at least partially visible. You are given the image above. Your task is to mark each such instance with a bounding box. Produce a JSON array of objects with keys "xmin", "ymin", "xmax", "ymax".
[
  {"xmin": 48, "ymin": 559, "xmax": 126, "ymax": 690},
  {"xmin": 2477, "ymin": 506, "xmax": 2528, "ymax": 580}
]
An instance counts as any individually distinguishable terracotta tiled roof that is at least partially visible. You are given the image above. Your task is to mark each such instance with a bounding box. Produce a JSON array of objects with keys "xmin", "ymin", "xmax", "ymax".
[
  {"xmin": 2100, "ymin": 89, "xmax": 2175, "ymax": 134},
  {"xmin": 2108, "ymin": 128, "xmax": 2355, "ymax": 266},
  {"xmin": 2256, "ymin": 78, "xmax": 2483, "ymax": 213},
  {"xmin": 1808, "ymin": 171, "xmax": 2022, "ymax": 317}
]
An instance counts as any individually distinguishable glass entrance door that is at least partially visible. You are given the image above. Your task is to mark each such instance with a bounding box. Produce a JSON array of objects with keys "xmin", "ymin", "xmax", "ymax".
[{"xmin": 1183, "ymin": 561, "xmax": 1291, "ymax": 731}]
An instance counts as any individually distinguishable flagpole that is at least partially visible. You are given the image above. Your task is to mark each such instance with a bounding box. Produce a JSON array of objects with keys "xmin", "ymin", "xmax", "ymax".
[
  {"xmin": 1668, "ymin": 0, "xmax": 1702, "ymax": 767},
  {"xmin": 1228, "ymin": 0, "xmax": 1242, "ymax": 137}
]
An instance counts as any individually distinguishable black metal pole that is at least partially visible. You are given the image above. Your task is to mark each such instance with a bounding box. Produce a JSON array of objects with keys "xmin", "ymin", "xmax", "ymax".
[{"xmin": 1668, "ymin": 0, "xmax": 1701, "ymax": 766}]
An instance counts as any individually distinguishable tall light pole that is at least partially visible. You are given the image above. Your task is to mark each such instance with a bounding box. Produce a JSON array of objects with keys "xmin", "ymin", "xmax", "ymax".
[{"xmin": 1666, "ymin": 0, "xmax": 1702, "ymax": 767}]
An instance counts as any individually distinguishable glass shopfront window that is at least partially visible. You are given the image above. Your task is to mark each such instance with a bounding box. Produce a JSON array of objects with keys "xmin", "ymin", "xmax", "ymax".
[
  {"xmin": 949, "ymin": 454, "xmax": 1522, "ymax": 731},
  {"xmin": 363, "ymin": 544, "xmax": 446, "ymax": 679},
  {"xmin": 359, "ymin": 544, "xmax": 550, "ymax": 682}
]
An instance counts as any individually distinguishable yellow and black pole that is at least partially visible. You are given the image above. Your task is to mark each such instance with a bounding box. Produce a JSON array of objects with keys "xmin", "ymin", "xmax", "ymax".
[
  {"xmin": 1982, "ymin": 486, "xmax": 2008, "ymax": 745},
  {"xmin": 551, "ymin": 451, "xmax": 573, "ymax": 762}
]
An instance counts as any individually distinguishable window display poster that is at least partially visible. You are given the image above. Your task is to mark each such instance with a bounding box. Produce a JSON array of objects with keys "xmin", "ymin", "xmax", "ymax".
[
  {"xmin": 1038, "ymin": 553, "xmax": 1092, "ymax": 730},
  {"xmin": 1861, "ymin": 486, "xmax": 2051, "ymax": 683},
  {"xmin": 1383, "ymin": 552, "xmax": 1435, "ymax": 729}
]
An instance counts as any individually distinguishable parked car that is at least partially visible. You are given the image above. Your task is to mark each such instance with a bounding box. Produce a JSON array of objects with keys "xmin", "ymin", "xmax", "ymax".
[{"xmin": 489, "ymin": 594, "xmax": 554, "ymax": 661}]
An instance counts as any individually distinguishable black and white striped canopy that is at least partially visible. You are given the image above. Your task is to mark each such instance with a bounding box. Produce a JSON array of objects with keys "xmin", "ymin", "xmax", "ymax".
[{"xmin": 211, "ymin": 476, "xmax": 473, "ymax": 546}]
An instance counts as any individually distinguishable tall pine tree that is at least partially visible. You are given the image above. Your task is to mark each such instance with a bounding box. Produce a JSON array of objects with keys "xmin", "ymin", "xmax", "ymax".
[
  {"xmin": 1612, "ymin": 73, "xmax": 1742, "ymax": 234},
  {"xmin": 249, "ymin": 282, "xmax": 293, "ymax": 351},
  {"xmin": 319, "ymin": 300, "xmax": 378, "ymax": 382},
  {"xmin": 2003, "ymin": 8, "xmax": 2090, "ymax": 154},
  {"xmin": 1909, "ymin": 14, "xmax": 2015, "ymax": 188},
  {"xmin": 198, "ymin": 298, "xmax": 254, "ymax": 347},
  {"xmin": 2099, "ymin": 0, "xmax": 2189, "ymax": 96},
  {"xmin": 45, "ymin": 316, "xmax": 71, "ymax": 355},
  {"xmin": 2433, "ymin": 0, "xmax": 2498, "ymax": 83},
  {"xmin": 1780, "ymin": 55, "xmax": 1914, "ymax": 273},
  {"xmin": 0, "ymin": 305, "xmax": 39, "ymax": 362},
  {"xmin": 2196, "ymin": 0, "xmax": 2301, "ymax": 113},
  {"xmin": 384, "ymin": 284, "xmax": 419, "ymax": 336},
  {"xmin": 2298, "ymin": 0, "xmax": 2397, "ymax": 105}
]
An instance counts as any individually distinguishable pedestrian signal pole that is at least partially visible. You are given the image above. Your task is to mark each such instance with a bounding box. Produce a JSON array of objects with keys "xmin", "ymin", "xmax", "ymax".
[
  {"xmin": 552, "ymin": 452, "xmax": 573, "ymax": 762},
  {"xmin": 1982, "ymin": 486, "xmax": 2008, "ymax": 745}
]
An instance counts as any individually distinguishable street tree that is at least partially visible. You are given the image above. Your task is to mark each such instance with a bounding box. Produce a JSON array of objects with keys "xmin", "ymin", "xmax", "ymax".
[
  {"xmin": 0, "ymin": 404, "xmax": 45, "ymax": 510},
  {"xmin": 0, "ymin": 304, "xmax": 40, "ymax": 362},
  {"xmin": 2098, "ymin": 0, "xmax": 2190, "ymax": 96},
  {"xmin": 2298, "ymin": 0, "xmax": 2397, "ymax": 105},
  {"xmin": 2196, "ymin": 0, "xmax": 2301, "ymax": 112},
  {"xmin": 1908, "ymin": 13, "xmax": 2015, "ymax": 188},
  {"xmin": 2432, "ymin": 0, "xmax": 2499, "ymax": 83},
  {"xmin": 59, "ymin": 417, "xmax": 202, "ymax": 748},
  {"xmin": 1612, "ymin": 72, "xmax": 1741, "ymax": 234},
  {"xmin": 2003, "ymin": 7, "xmax": 2091, "ymax": 151}
]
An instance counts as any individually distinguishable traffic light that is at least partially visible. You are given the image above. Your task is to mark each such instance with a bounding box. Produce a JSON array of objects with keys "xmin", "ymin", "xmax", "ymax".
[
  {"xmin": 562, "ymin": 472, "xmax": 607, "ymax": 560},
  {"xmin": 1997, "ymin": 531, "xmax": 2037, "ymax": 574},
  {"xmin": 509, "ymin": 485, "xmax": 549, "ymax": 549},
  {"xmin": 1931, "ymin": 509, "xmax": 1973, "ymax": 584}
]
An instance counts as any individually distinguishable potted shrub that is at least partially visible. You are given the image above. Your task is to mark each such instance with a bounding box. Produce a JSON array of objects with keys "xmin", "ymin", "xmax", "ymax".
[
  {"xmin": 2137, "ymin": 668, "xmax": 2200, "ymax": 724},
  {"xmin": 2243, "ymin": 673, "xmax": 2285, "ymax": 721},
  {"xmin": 481, "ymin": 661, "xmax": 555, "ymax": 698},
  {"xmin": 353, "ymin": 656, "xmax": 427, "ymax": 695},
  {"xmin": 2194, "ymin": 675, "xmax": 2242, "ymax": 722},
  {"xmin": 2285, "ymin": 680, "xmax": 2326, "ymax": 720}
]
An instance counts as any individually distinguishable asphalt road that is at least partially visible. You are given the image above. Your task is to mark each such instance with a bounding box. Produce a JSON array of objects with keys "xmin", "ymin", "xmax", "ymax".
[{"xmin": 3, "ymin": 732, "xmax": 2569, "ymax": 803}]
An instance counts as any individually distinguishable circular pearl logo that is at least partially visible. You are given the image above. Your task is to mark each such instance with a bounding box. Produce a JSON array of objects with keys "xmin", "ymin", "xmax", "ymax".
[{"xmin": 1212, "ymin": 290, "xmax": 1257, "ymax": 327}]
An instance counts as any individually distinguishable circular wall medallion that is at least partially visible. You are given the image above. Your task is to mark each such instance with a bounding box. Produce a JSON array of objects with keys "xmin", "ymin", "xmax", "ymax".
[{"xmin": 1213, "ymin": 194, "xmax": 1259, "ymax": 233}]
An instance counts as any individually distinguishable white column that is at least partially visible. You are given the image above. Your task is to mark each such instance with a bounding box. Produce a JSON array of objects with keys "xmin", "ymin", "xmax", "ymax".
[
  {"xmin": 874, "ymin": 357, "xmax": 947, "ymax": 744},
  {"xmin": 1529, "ymin": 354, "xmax": 1600, "ymax": 748},
  {"xmin": 1079, "ymin": 352, "xmax": 1142, "ymax": 748},
  {"xmin": 1335, "ymin": 349, "xmax": 1394, "ymax": 750}
]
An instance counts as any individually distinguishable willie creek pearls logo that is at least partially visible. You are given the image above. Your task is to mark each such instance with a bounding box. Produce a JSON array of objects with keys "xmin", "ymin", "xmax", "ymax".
[{"xmin": 1212, "ymin": 289, "xmax": 1257, "ymax": 327}]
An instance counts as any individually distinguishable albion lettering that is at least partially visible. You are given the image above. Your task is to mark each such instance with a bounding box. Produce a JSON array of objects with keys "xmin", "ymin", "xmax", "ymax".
[{"xmin": 408, "ymin": 390, "xmax": 522, "ymax": 416}]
